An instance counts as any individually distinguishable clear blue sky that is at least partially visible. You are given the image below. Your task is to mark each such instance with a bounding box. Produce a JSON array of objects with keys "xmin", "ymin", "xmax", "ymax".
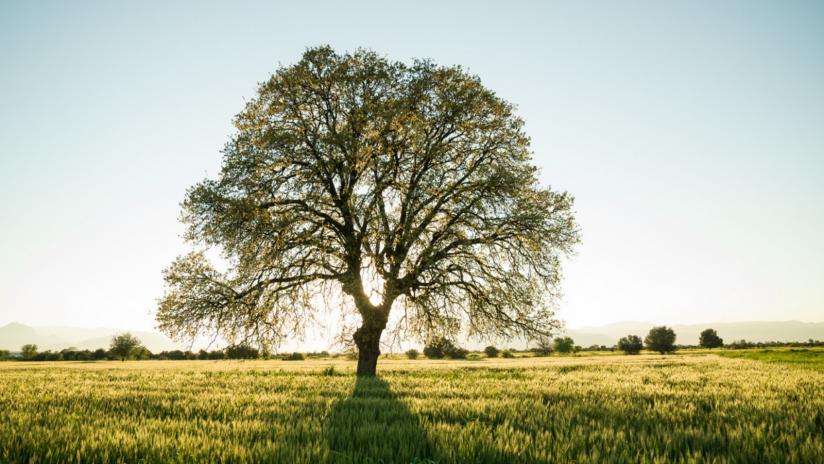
[{"xmin": 1, "ymin": 0, "xmax": 822, "ymax": 332}]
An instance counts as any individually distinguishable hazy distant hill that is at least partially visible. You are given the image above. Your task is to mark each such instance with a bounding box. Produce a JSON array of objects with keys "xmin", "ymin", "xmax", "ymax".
[
  {"xmin": 564, "ymin": 320, "xmax": 824, "ymax": 347},
  {"xmin": 0, "ymin": 323, "xmax": 184, "ymax": 352}
]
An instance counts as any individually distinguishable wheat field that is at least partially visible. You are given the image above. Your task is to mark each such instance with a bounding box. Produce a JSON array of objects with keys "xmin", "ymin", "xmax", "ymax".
[{"xmin": 1, "ymin": 354, "xmax": 822, "ymax": 463}]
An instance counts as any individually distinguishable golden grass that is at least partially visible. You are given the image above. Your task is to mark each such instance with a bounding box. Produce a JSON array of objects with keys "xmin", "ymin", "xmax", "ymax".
[{"xmin": 2, "ymin": 354, "xmax": 822, "ymax": 463}]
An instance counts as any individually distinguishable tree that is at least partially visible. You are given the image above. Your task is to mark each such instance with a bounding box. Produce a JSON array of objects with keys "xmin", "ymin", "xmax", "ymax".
[
  {"xmin": 0, "ymin": 349, "xmax": 9, "ymax": 361},
  {"xmin": 92, "ymin": 348, "xmax": 108, "ymax": 360},
  {"xmin": 161, "ymin": 350, "xmax": 187, "ymax": 360},
  {"xmin": 60, "ymin": 348, "xmax": 79, "ymax": 361},
  {"xmin": 532, "ymin": 336, "xmax": 553, "ymax": 356},
  {"xmin": 405, "ymin": 349, "xmax": 419, "ymax": 359},
  {"xmin": 484, "ymin": 346, "xmax": 499, "ymax": 358},
  {"xmin": 132, "ymin": 346, "xmax": 153, "ymax": 360},
  {"xmin": 156, "ymin": 46, "xmax": 580, "ymax": 376},
  {"xmin": 699, "ymin": 328, "xmax": 723, "ymax": 349},
  {"xmin": 617, "ymin": 334, "xmax": 643, "ymax": 355},
  {"xmin": 553, "ymin": 336, "xmax": 574, "ymax": 354},
  {"xmin": 645, "ymin": 326, "xmax": 677, "ymax": 354},
  {"xmin": 110, "ymin": 333, "xmax": 142, "ymax": 361},
  {"xmin": 40, "ymin": 351, "xmax": 61, "ymax": 361},
  {"xmin": 225, "ymin": 344, "xmax": 259, "ymax": 359},
  {"xmin": 21, "ymin": 344, "xmax": 37, "ymax": 360},
  {"xmin": 448, "ymin": 346, "xmax": 469, "ymax": 359}
]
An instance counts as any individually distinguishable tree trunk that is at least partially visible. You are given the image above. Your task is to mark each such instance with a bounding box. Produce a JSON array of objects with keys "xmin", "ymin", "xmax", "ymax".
[{"xmin": 354, "ymin": 324, "xmax": 383, "ymax": 376}]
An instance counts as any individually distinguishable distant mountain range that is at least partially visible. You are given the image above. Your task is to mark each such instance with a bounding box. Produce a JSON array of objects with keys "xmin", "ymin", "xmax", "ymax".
[
  {"xmin": 562, "ymin": 320, "xmax": 824, "ymax": 347},
  {"xmin": 1, "ymin": 320, "xmax": 822, "ymax": 353},
  {"xmin": 0, "ymin": 322, "xmax": 184, "ymax": 352}
]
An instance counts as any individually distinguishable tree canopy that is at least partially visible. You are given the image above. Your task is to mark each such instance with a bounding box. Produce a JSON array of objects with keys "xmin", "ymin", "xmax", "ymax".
[
  {"xmin": 553, "ymin": 336, "xmax": 575, "ymax": 354},
  {"xmin": 110, "ymin": 333, "xmax": 142, "ymax": 361},
  {"xmin": 699, "ymin": 328, "xmax": 723, "ymax": 349},
  {"xmin": 21, "ymin": 344, "xmax": 37, "ymax": 360},
  {"xmin": 157, "ymin": 46, "xmax": 579, "ymax": 375},
  {"xmin": 617, "ymin": 334, "xmax": 643, "ymax": 355},
  {"xmin": 645, "ymin": 326, "xmax": 677, "ymax": 354}
]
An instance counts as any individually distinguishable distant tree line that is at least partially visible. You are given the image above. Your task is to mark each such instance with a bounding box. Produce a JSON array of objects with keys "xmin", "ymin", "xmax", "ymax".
[
  {"xmin": 723, "ymin": 339, "xmax": 824, "ymax": 349},
  {"xmin": 1, "ymin": 334, "xmax": 333, "ymax": 362},
  {"xmin": 4, "ymin": 329, "xmax": 822, "ymax": 362}
]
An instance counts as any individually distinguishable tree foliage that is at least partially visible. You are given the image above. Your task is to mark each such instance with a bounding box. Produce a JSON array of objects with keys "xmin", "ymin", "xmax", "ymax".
[
  {"xmin": 21, "ymin": 344, "xmax": 38, "ymax": 360},
  {"xmin": 617, "ymin": 334, "xmax": 643, "ymax": 355},
  {"xmin": 699, "ymin": 328, "xmax": 723, "ymax": 349},
  {"xmin": 132, "ymin": 346, "xmax": 153, "ymax": 360},
  {"xmin": 156, "ymin": 46, "xmax": 579, "ymax": 375},
  {"xmin": 484, "ymin": 345, "xmax": 499, "ymax": 358},
  {"xmin": 225, "ymin": 344, "xmax": 259, "ymax": 359},
  {"xmin": 110, "ymin": 333, "xmax": 142, "ymax": 361},
  {"xmin": 553, "ymin": 336, "xmax": 575, "ymax": 354},
  {"xmin": 423, "ymin": 337, "xmax": 456, "ymax": 359},
  {"xmin": 645, "ymin": 326, "xmax": 677, "ymax": 354}
]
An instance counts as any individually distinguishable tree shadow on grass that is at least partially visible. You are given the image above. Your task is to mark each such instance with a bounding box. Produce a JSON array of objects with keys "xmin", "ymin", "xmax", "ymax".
[{"xmin": 326, "ymin": 376, "xmax": 437, "ymax": 464}]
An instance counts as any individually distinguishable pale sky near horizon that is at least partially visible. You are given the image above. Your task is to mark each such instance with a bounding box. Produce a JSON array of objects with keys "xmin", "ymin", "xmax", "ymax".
[{"xmin": 1, "ymin": 0, "xmax": 822, "ymax": 335}]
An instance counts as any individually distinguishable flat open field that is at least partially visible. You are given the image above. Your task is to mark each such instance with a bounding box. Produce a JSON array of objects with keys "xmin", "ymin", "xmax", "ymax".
[
  {"xmin": 2, "ymin": 353, "xmax": 823, "ymax": 463},
  {"xmin": 715, "ymin": 347, "xmax": 824, "ymax": 372}
]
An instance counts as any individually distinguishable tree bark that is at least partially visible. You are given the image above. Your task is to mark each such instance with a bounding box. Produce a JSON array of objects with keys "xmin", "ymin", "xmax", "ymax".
[{"xmin": 354, "ymin": 323, "xmax": 384, "ymax": 376}]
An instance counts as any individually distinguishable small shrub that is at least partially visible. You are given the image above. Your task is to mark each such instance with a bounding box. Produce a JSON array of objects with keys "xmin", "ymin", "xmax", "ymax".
[
  {"xmin": 501, "ymin": 350, "xmax": 514, "ymax": 358},
  {"xmin": 728, "ymin": 339, "xmax": 754, "ymax": 349},
  {"xmin": 423, "ymin": 337, "xmax": 454, "ymax": 359},
  {"xmin": 321, "ymin": 366, "xmax": 336, "ymax": 376},
  {"xmin": 405, "ymin": 349, "xmax": 420, "ymax": 360},
  {"xmin": 484, "ymin": 346, "xmax": 499, "ymax": 358},
  {"xmin": 283, "ymin": 352, "xmax": 305, "ymax": 361},
  {"xmin": 423, "ymin": 337, "xmax": 468, "ymax": 359}
]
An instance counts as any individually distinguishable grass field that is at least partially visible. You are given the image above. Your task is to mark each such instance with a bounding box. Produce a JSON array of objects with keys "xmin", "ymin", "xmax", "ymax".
[
  {"xmin": 2, "ymin": 353, "xmax": 823, "ymax": 463},
  {"xmin": 715, "ymin": 347, "xmax": 824, "ymax": 372}
]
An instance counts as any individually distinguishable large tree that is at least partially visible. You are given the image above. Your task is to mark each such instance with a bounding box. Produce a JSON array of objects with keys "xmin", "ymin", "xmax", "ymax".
[{"xmin": 157, "ymin": 46, "xmax": 579, "ymax": 376}]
